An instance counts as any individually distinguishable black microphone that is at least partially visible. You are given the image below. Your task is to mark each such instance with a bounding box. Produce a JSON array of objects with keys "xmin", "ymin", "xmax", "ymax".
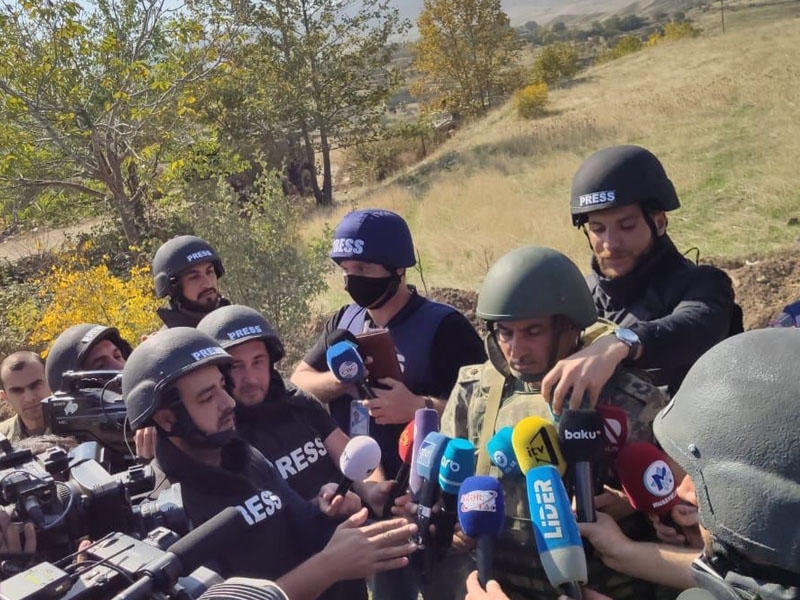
[{"xmin": 558, "ymin": 409, "xmax": 604, "ymax": 523}]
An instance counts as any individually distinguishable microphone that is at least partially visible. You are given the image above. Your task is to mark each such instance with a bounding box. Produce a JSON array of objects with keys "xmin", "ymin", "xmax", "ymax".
[
  {"xmin": 526, "ymin": 465, "xmax": 587, "ymax": 599},
  {"xmin": 414, "ymin": 431, "xmax": 451, "ymax": 549},
  {"xmin": 325, "ymin": 328, "xmax": 359, "ymax": 348},
  {"xmin": 335, "ymin": 435, "xmax": 382, "ymax": 497},
  {"xmin": 511, "ymin": 416, "xmax": 566, "ymax": 476},
  {"xmin": 382, "ymin": 419, "xmax": 415, "ymax": 517},
  {"xmin": 326, "ymin": 340, "xmax": 375, "ymax": 399},
  {"xmin": 558, "ymin": 409, "xmax": 603, "ymax": 523},
  {"xmin": 595, "ymin": 405, "xmax": 628, "ymax": 463},
  {"xmin": 457, "ymin": 476, "xmax": 505, "ymax": 587},
  {"xmin": 114, "ymin": 507, "xmax": 251, "ymax": 600},
  {"xmin": 487, "ymin": 427, "xmax": 519, "ymax": 475},
  {"xmin": 197, "ymin": 577, "xmax": 289, "ymax": 600},
  {"xmin": 615, "ymin": 442, "xmax": 680, "ymax": 524},
  {"xmin": 434, "ymin": 438, "xmax": 476, "ymax": 558},
  {"xmin": 409, "ymin": 408, "xmax": 439, "ymax": 501}
]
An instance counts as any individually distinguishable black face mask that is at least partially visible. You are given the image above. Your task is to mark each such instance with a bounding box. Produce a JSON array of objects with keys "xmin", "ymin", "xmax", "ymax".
[{"xmin": 344, "ymin": 273, "xmax": 399, "ymax": 309}]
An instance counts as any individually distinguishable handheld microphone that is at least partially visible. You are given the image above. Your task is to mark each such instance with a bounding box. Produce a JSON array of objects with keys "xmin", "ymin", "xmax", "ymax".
[
  {"xmin": 409, "ymin": 408, "xmax": 439, "ymax": 501},
  {"xmin": 615, "ymin": 442, "xmax": 680, "ymax": 523},
  {"xmin": 558, "ymin": 409, "xmax": 603, "ymax": 523},
  {"xmin": 511, "ymin": 416, "xmax": 566, "ymax": 476},
  {"xmin": 414, "ymin": 431, "xmax": 451, "ymax": 549},
  {"xmin": 526, "ymin": 465, "xmax": 587, "ymax": 599},
  {"xmin": 457, "ymin": 476, "xmax": 505, "ymax": 587},
  {"xmin": 595, "ymin": 404, "xmax": 628, "ymax": 462},
  {"xmin": 114, "ymin": 507, "xmax": 251, "ymax": 600},
  {"xmin": 326, "ymin": 340, "xmax": 375, "ymax": 399},
  {"xmin": 487, "ymin": 427, "xmax": 519, "ymax": 475},
  {"xmin": 335, "ymin": 435, "xmax": 382, "ymax": 497},
  {"xmin": 381, "ymin": 419, "xmax": 415, "ymax": 517}
]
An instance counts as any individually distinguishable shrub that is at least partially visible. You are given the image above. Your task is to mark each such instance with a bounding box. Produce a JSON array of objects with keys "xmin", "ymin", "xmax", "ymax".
[
  {"xmin": 514, "ymin": 82, "xmax": 549, "ymax": 119},
  {"xmin": 532, "ymin": 43, "xmax": 580, "ymax": 85},
  {"xmin": 664, "ymin": 21, "xmax": 701, "ymax": 40}
]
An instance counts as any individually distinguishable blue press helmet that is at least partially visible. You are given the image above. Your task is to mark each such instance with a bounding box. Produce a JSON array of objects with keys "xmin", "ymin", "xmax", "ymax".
[{"xmin": 329, "ymin": 209, "xmax": 415, "ymax": 268}]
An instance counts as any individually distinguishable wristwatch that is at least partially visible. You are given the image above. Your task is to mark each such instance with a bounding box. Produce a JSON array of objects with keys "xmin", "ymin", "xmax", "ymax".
[{"xmin": 614, "ymin": 327, "xmax": 641, "ymax": 361}]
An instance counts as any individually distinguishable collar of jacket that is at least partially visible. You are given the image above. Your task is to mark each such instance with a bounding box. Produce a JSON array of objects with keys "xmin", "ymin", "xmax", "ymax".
[{"xmin": 157, "ymin": 296, "xmax": 232, "ymax": 328}]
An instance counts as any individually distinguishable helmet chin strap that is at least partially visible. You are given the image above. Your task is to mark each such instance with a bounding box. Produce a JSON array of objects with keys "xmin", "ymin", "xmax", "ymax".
[{"xmin": 160, "ymin": 402, "xmax": 236, "ymax": 449}]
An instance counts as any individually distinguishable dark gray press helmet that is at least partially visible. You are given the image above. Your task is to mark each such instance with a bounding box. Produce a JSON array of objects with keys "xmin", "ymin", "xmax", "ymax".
[
  {"xmin": 477, "ymin": 246, "xmax": 597, "ymax": 329},
  {"xmin": 122, "ymin": 327, "xmax": 232, "ymax": 430},
  {"xmin": 152, "ymin": 235, "xmax": 224, "ymax": 299},
  {"xmin": 570, "ymin": 145, "xmax": 680, "ymax": 227},
  {"xmin": 654, "ymin": 329, "xmax": 800, "ymax": 575},
  {"xmin": 329, "ymin": 209, "xmax": 416, "ymax": 269},
  {"xmin": 46, "ymin": 324, "xmax": 133, "ymax": 392},
  {"xmin": 197, "ymin": 305, "xmax": 285, "ymax": 364}
]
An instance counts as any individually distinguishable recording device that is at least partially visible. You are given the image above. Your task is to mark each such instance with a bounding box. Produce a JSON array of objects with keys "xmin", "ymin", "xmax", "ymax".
[
  {"xmin": 40, "ymin": 370, "xmax": 132, "ymax": 467},
  {"xmin": 335, "ymin": 436, "xmax": 381, "ymax": 497},
  {"xmin": 558, "ymin": 409, "xmax": 603, "ymax": 523},
  {"xmin": 526, "ymin": 464, "xmax": 587, "ymax": 599},
  {"xmin": 413, "ymin": 431, "xmax": 450, "ymax": 550},
  {"xmin": 409, "ymin": 408, "xmax": 439, "ymax": 501},
  {"xmin": 615, "ymin": 442, "xmax": 680, "ymax": 524},
  {"xmin": 511, "ymin": 416, "xmax": 566, "ymax": 475},
  {"xmin": 433, "ymin": 438, "xmax": 475, "ymax": 564},
  {"xmin": 487, "ymin": 427, "xmax": 519, "ymax": 475},
  {"xmin": 457, "ymin": 476, "xmax": 505, "ymax": 587},
  {"xmin": 595, "ymin": 405, "xmax": 628, "ymax": 462},
  {"xmin": 325, "ymin": 341, "xmax": 375, "ymax": 399},
  {"xmin": 197, "ymin": 577, "xmax": 288, "ymax": 600},
  {"xmin": 382, "ymin": 419, "xmax": 415, "ymax": 517}
]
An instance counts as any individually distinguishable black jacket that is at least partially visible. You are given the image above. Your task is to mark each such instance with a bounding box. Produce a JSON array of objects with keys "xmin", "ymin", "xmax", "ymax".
[
  {"xmin": 157, "ymin": 297, "xmax": 231, "ymax": 328},
  {"xmin": 588, "ymin": 235, "xmax": 739, "ymax": 394}
]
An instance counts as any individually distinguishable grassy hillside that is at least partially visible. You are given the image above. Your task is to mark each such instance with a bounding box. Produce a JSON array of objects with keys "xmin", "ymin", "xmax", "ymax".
[{"xmin": 305, "ymin": 1, "xmax": 800, "ymax": 310}]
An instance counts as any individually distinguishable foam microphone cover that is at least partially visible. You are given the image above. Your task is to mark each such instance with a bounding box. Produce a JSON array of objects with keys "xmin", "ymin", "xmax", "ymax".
[
  {"xmin": 487, "ymin": 426, "xmax": 519, "ymax": 475},
  {"xmin": 325, "ymin": 341, "xmax": 366, "ymax": 384},
  {"xmin": 382, "ymin": 419, "xmax": 417, "ymax": 517},
  {"xmin": 615, "ymin": 442, "xmax": 679, "ymax": 516},
  {"xmin": 438, "ymin": 438, "xmax": 476, "ymax": 497},
  {"xmin": 409, "ymin": 408, "xmax": 439, "ymax": 499},
  {"xmin": 415, "ymin": 431, "xmax": 451, "ymax": 488},
  {"xmin": 457, "ymin": 475, "xmax": 505, "ymax": 588},
  {"xmin": 197, "ymin": 578, "xmax": 289, "ymax": 600},
  {"xmin": 398, "ymin": 420, "xmax": 415, "ymax": 465},
  {"xmin": 595, "ymin": 404, "xmax": 628, "ymax": 461},
  {"xmin": 525, "ymin": 465, "xmax": 588, "ymax": 590},
  {"xmin": 340, "ymin": 435, "xmax": 382, "ymax": 480},
  {"xmin": 511, "ymin": 416, "xmax": 567, "ymax": 476},
  {"xmin": 557, "ymin": 409, "xmax": 604, "ymax": 463}
]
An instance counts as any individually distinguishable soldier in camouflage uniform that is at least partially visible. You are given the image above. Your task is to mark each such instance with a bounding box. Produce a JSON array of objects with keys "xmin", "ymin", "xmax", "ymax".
[{"xmin": 440, "ymin": 246, "xmax": 671, "ymax": 600}]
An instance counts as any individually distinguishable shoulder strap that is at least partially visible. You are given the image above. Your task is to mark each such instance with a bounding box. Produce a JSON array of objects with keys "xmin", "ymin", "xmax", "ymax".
[{"xmin": 475, "ymin": 366, "xmax": 507, "ymax": 476}]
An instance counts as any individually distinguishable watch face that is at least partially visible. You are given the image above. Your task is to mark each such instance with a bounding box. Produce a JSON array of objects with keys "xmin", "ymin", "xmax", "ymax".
[{"xmin": 616, "ymin": 328, "xmax": 639, "ymax": 345}]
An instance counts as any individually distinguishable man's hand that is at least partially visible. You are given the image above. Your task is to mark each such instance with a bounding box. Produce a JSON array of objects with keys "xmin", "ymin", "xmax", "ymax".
[
  {"xmin": 649, "ymin": 504, "xmax": 703, "ymax": 549},
  {"xmin": 594, "ymin": 486, "xmax": 635, "ymax": 521},
  {"xmin": 365, "ymin": 378, "xmax": 424, "ymax": 425},
  {"xmin": 0, "ymin": 509, "xmax": 35, "ymax": 555},
  {"xmin": 134, "ymin": 426, "xmax": 156, "ymax": 460},
  {"xmin": 318, "ymin": 483, "xmax": 363, "ymax": 517},
  {"xmin": 319, "ymin": 508, "xmax": 417, "ymax": 580},
  {"xmin": 357, "ymin": 479, "xmax": 395, "ymax": 517},
  {"xmin": 465, "ymin": 570, "xmax": 510, "ymax": 600},
  {"xmin": 452, "ymin": 523, "xmax": 476, "ymax": 553},
  {"xmin": 576, "ymin": 511, "xmax": 633, "ymax": 568},
  {"xmin": 543, "ymin": 335, "xmax": 628, "ymax": 415}
]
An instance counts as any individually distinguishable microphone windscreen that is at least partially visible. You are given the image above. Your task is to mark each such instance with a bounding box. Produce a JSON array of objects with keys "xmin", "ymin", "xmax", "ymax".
[
  {"xmin": 409, "ymin": 408, "xmax": 439, "ymax": 497},
  {"xmin": 557, "ymin": 409, "xmax": 604, "ymax": 463},
  {"xmin": 197, "ymin": 578, "xmax": 289, "ymax": 600},
  {"xmin": 596, "ymin": 404, "xmax": 629, "ymax": 460},
  {"xmin": 438, "ymin": 438, "xmax": 476, "ymax": 495},
  {"xmin": 615, "ymin": 442, "xmax": 679, "ymax": 516},
  {"xmin": 676, "ymin": 589, "xmax": 717, "ymax": 600},
  {"xmin": 398, "ymin": 420, "xmax": 415, "ymax": 465},
  {"xmin": 487, "ymin": 426, "xmax": 519, "ymax": 475},
  {"xmin": 340, "ymin": 435, "xmax": 382, "ymax": 480},
  {"xmin": 169, "ymin": 506, "xmax": 251, "ymax": 573},
  {"xmin": 326, "ymin": 341, "xmax": 366, "ymax": 384},
  {"xmin": 457, "ymin": 476, "xmax": 505, "ymax": 538},
  {"xmin": 415, "ymin": 431, "xmax": 451, "ymax": 483},
  {"xmin": 525, "ymin": 465, "xmax": 587, "ymax": 588},
  {"xmin": 325, "ymin": 329, "xmax": 359, "ymax": 349},
  {"xmin": 511, "ymin": 416, "xmax": 566, "ymax": 476}
]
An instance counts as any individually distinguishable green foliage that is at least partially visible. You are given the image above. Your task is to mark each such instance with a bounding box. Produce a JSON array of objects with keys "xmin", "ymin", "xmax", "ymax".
[
  {"xmin": 412, "ymin": 0, "xmax": 520, "ymax": 116},
  {"xmin": 664, "ymin": 21, "xmax": 702, "ymax": 40},
  {"xmin": 531, "ymin": 43, "xmax": 580, "ymax": 85},
  {"xmin": 513, "ymin": 82, "xmax": 549, "ymax": 119},
  {"xmin": 599, "ymin": 35, "xmax": 644, "ymax": 61}
]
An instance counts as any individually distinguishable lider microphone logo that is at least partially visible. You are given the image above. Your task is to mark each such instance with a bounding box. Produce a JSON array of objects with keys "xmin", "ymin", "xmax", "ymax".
[
  {"xmin": 533, "ymin": 479, "xmax": 563, "ymax": 539},
  {"xmin": 337, "ymin": 361, "xmax": 360, "ymax": 380},
  {"xmin": 460, "ymin": 490, "xmax": 498, "ymax": 512},
  {"xmin": 643, "ymin": 460, "xmax": 675, "ymax": 497}
]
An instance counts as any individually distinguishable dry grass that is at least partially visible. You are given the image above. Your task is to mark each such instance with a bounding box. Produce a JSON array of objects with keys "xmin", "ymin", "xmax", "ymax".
[{"xmin": 304, "ymin": 1, "xmax": 800, "ymax": 312}]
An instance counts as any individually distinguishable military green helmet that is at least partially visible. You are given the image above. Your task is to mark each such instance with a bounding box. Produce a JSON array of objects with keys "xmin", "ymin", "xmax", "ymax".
[{"xmin": 476, "ymin": 246, "xmax": 597, "ymax": 329}]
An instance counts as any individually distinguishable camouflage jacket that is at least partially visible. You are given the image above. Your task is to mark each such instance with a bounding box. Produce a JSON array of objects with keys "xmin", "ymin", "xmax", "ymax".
[
  {"xmin": 0, "ymin": 414, "xmax": 26, "ymax": 443},
  {"xmin": 440, "ymin": 326, "xmax": 672, "ymax": 600}
]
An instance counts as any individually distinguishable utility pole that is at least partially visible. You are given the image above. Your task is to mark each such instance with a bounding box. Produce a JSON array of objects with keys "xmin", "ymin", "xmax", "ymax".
[{"xmin": 720, "ymin": 0, "xmax": 726, "ymax": 33}]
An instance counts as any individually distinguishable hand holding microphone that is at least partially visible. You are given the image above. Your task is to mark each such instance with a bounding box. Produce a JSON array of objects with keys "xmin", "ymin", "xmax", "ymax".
[
  {"xmin": 334, "ymin": 436, "xmax": 381, "ymax": 498},
  {"xmin": 558, "ymin": 409, "xmax": 604, "ymax": 523},
  {"xmin": 458, "ymin": 476, "xmax": 505, "ymax": 587},
  {"xmin": 326, "ymin": 339, "xmax": 375, "ymax": 399},
  {"xmin": 615, "ymin": 442, "xmax": 681, "ymax": 528},
  {"xmin": 433, "ymin": 438, "xmax": 475, "ymax": 560},
  {"xmin": 409, "ymin": 408, "xmax": 439, "ymax": 501},
  {"xmin": 381, "ymin": 419, "xmax": 416, "ymax": 518}
]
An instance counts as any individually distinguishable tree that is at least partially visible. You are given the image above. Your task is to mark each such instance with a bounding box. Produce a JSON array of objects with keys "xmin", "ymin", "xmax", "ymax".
[
  {"xmin": 0, "ymin": 0, "xmax": 234, "ymax": 244},
  {"xmin": 213, "ymin": 0, "xmax": 408, "ymax": 206},
  {"xmin": 531, "ymin": 43, "xmax": 580, "ymax": 85},
  {"xmin": 412, "ymin": 0, "xmax": 519, "ymax": 116}
]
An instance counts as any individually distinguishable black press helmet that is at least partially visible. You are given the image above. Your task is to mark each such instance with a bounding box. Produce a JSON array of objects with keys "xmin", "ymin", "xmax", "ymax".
[
  {"xmin": 152, "ymin": 235, "xmax": 224, "ymax": 299},
  {"xmin": 197, "ymin": 305, "xmax": 285, "ymax": 365},
  {"xmin": 570, "ymin": 145, "xmax": 680, "ymax": 227},
  {"xmin": 122, "ymin": 327, "xmax": 232, "ymax": 430},
  {"xmin": 45, "ymin": 324, "xmax": 133, "ymax": 392},
  {"xmin": 654, "ymin": 329, "xmax": 800, "ymax": 575}
]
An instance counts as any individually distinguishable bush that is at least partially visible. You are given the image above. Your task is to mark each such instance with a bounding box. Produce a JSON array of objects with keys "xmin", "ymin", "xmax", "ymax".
[
  {"xmin": 514, "ymin": 82, "xmax": 549, "ymax": 119},
  {"xmin": 532, "ymin": 43, "xmax": 580, "ymax": 85},
  {"xmin": 663, "ymin": 21, "xmax": 701, "ymax": 40}
]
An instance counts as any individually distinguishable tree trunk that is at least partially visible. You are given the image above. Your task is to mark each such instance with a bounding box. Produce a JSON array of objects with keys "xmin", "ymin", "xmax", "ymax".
[
  {"xmin": 319, "ymin": 127, "xmax": 333, "ymax": 206},
  {"xmin": 300, "ymin": 126, "xmax": 325, "ymax": 205}
]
